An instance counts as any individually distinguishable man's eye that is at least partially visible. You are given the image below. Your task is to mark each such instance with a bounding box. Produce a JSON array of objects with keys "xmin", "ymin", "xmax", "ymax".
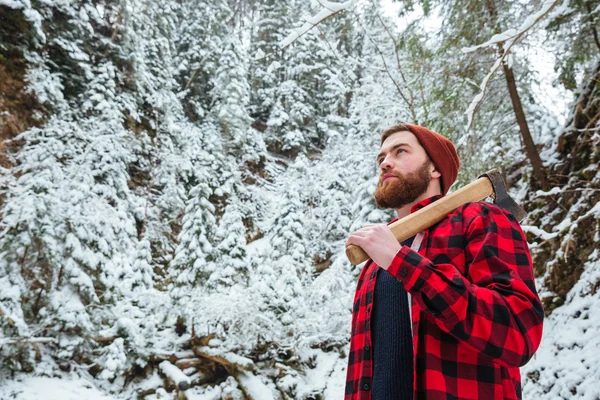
[{"xmin": 397, "ymin": 149, "xmax": 405, "ymax": 154}]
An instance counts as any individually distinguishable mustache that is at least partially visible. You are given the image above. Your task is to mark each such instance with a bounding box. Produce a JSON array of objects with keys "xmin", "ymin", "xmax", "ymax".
[{"xmin": 379, "ymin": 171, "xmax": 402, "ymax": 183}]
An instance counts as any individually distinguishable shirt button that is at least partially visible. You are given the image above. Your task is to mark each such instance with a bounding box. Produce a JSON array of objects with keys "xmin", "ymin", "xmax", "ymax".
[
  {"xmin": 366, "ymin": 307, "xmax": 371, "ymax": 313},
  {"xmin": 363, "ymin": 383, "xmax": 370, "ymax": 390},
  {"xmin": 400, "ymin": 268, "xmax": 408, "ymax": 277},
  {"xmin": 365, "ymin": 345, "xmax": 370, "ymax": 351}
]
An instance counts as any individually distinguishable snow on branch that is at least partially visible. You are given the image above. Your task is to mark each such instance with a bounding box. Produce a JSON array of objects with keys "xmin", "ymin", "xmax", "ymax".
[
  {"xmin": 0, "ymin": 0, "xmax": 46, "ymax": 43},
  {"xmin": 280, "ymin": 0, "xmax": 357, "ymax": 47},
  {"xmin": 464, "ymin": 56, "xmax": 505, "ymax": 131},
  {"xmin": 0, "ymin": 337, "xmax": 57, "ymax": 345},
  {"xmin": 463, "ymin": 0, "xmax": 567, "ymax": 131},
  {"xmin": 237, "ymin": 371, "xmax": 277, "ymax": 400},
  {"xmin": 159, "ymin": 361, "xmax": 191, "ymax": 391},
  {"xmin": 461, "ymin": 0, "xmax": 567, "ymax": 54},
  {"xmin": 523, "ymin": 201, "xmax": 600, "ymax": 246}
]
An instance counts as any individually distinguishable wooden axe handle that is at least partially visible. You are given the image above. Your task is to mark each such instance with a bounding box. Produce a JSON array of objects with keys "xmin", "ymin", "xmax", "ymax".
[{"xmin": 346, "ymin": 176, "xmax": 495, "ymax": 265}]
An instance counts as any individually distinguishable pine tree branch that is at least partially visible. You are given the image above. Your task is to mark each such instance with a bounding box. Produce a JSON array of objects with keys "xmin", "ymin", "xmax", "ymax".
[
  {"xmin": 280, "ymin": 0, "xmax": 357, "ymax": 48},
  {"xmin": 309, "ymin": 10, "xmax": 388, "ymax": 73},
  {"xmin": 315, "ymin": 25, "xmax": 357, "ymax": 82},
  {"xmin": 183, "ymin": 53, "xmax": 212, "ymax": 91},
  {"xmin": 104, "ymin": 10, "xmax": 122, "ymax": 57}
]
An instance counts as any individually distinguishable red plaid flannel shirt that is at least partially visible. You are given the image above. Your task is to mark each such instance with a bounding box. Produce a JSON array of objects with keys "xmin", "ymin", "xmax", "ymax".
[{"xmin": 345, "ymin": 194, "xmax": 544, "ymax": 399}]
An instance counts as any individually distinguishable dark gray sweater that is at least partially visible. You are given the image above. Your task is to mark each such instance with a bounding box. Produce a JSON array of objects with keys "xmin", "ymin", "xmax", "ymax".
[{"xmin": 371, "ymin": 235, "xmax": 415, "ymax": 400}]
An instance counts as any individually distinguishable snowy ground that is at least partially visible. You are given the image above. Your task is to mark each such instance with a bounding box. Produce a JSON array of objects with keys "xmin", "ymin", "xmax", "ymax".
[
  {"xmin": 0, "ymin": 376, "xmax": 115, "ymax": 400},
  {"xmin": 0, "ymin": 348, "xmax": 348, "ymax": 400}
]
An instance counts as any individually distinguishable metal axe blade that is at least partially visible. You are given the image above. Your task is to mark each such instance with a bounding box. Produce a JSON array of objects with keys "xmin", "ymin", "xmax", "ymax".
[{"xmin": 478, "ymin": 169, "xmax": 527, "ymax": 222}]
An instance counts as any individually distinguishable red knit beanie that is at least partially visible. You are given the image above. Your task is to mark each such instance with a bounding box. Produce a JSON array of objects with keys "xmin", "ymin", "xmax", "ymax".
[{"xmin": 383, "ymin": 124, "xmax": 460, "ymax": 195}]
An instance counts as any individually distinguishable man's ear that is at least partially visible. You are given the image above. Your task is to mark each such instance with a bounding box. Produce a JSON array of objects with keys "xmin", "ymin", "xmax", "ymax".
[{"xmin": 430, "ymin": 163, "xmax": 441, "ymax": 179}]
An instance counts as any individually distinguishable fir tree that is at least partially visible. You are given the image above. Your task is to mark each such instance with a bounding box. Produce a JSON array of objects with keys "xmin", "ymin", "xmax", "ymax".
[{"xmin": 213, "ymin": 35, "xmax": 253, "ymax": 156}]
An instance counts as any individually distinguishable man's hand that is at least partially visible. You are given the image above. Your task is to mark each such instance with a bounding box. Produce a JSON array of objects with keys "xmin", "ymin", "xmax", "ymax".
[{"xmin": 345, "ymin": 224, "xmax": 402, "ymax": 269}]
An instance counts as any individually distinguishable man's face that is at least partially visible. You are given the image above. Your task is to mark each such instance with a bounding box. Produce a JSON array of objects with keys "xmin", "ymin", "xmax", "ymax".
[{"xmin": 374, "ymin": 130, "xmax": 434, "ymax": 209}]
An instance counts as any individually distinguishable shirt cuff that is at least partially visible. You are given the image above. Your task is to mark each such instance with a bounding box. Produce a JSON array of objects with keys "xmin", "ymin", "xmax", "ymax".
[{"xmin": 386, "ymin": 245, "xmax": 428, "ymax": 292}]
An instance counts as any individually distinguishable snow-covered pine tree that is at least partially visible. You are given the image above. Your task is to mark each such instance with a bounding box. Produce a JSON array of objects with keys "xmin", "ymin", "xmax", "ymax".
[
  {"xmin": 209, "ymin": 200, "xmax": 248, "ymax": 289},
  {"xmin": 0, "ymin": 0, "xmax": 163, "ymax": 380},
  {"xmin": 254, "ymin": 0, "xmax": 354, "ymax": 156},
  {"xmin": 249, "ymin": 0, "xmax": 289, "ymax": 131},
  {"xmin": 173, "ymin": 0, "xmax": 231, "ymax": 121},
  {"xmin": 213, "ymin": 35, "xmax": 253, "ymax": 156}
]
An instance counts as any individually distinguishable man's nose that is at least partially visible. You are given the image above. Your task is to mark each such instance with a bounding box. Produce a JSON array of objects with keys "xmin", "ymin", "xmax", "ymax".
[{"xmin": 380, "ymin": 157, "xmax": 394, "ymax": 171}]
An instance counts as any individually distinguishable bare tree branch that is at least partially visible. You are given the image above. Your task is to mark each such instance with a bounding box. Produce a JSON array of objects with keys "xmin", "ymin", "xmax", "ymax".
[
  {"xmin": 355, "ymin": 17, "xmax": 419, "ymax": 124},
  {"xmin": 373, "ymin": 4, "xmax": 418, "ymax": 118}
]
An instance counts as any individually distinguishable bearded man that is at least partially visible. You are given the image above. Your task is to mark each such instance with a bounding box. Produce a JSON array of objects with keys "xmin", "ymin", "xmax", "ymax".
[{"xmin": 344, "ymin": 124, "xmax": 544, "ymax": 400}]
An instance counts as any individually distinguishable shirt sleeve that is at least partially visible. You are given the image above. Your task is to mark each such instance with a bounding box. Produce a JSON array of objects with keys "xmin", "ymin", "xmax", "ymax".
[{"xmin": 386, "ymin": 202, "xmax": 544, "ymax": 368}]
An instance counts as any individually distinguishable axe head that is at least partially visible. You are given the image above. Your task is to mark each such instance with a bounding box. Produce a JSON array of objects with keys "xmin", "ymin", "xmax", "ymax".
[{"xmin": 478, "ymin": 170, "xmax": 527, "ymax": 222}]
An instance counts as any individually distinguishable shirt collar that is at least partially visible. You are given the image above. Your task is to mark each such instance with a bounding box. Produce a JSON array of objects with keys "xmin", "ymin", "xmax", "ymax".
[
  {"xmin": 410, "ymin": 194, "xmax": 443, "ymax": 214},
  {"xmin": 387, "ymin": 194, "xmax": 443, "ymax": 225}
]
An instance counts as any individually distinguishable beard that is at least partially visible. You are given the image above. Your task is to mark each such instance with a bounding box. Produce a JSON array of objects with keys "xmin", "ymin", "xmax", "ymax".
[{"xmin": 374, "ymin": 160, "xmax": 432, "ymax": 209}]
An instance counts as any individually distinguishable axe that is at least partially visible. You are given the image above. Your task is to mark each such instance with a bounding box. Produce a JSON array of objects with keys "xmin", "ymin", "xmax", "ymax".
[{"xmin": 345, "ymin": 169, "xmax": 527, "ymax": 265}]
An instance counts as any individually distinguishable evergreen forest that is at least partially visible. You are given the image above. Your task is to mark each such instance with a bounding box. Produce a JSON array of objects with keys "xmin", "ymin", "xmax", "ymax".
[{"xmin": 0, "ymin": 0, "xmax": 599, "ymax": 398}]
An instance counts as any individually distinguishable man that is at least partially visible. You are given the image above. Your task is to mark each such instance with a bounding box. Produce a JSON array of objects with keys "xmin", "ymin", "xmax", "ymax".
[{"xmin": 344, "ymin": 123, "xmax": 544, "ymax": 399}]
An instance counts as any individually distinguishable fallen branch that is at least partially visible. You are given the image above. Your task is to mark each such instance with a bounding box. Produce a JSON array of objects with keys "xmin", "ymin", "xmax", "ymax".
[
  {"xmin": 159, "ymin": 360, "xmax": 191, "ymax": 391},
  {"xmin": 175, "ymin": 358, "xmax": 203, "ymax": 369},
  {"xmin": 237, "ymin": 371, "xmax": 277, "ymax": 400},
  {"xmin": 194, "ymin": 346, "xmax": 255, "ymax": 372},
  {"xmin": 93, "ymin": 336, "xmax": 116, "ymax": 343}
]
